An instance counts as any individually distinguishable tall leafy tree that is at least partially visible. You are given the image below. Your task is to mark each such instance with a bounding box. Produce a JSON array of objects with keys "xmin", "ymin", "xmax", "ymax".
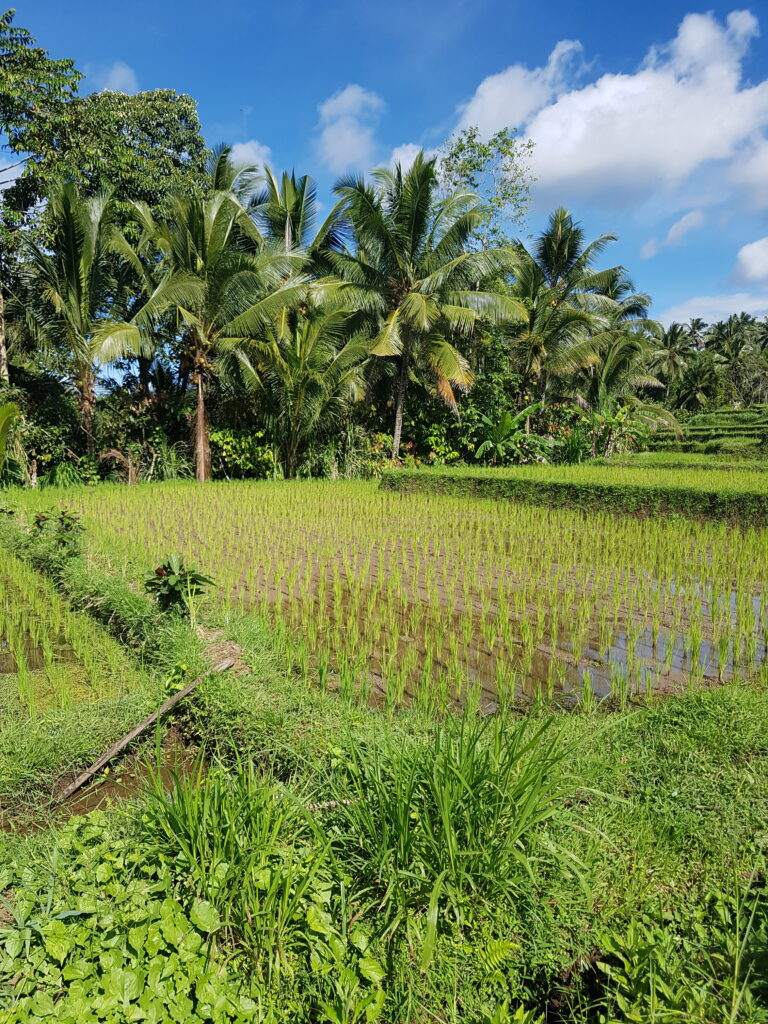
[
  {"xmin": 0, "ymin": 8, "xmax": 81, "ymax": 382},
  {"xmin": 38, "ymin": 89, "xmax": 209, "ymax": 210},
  {"xmin": 438, "ymin": 125, "xmax": 535, "ymax": 247},
  {"xmin": 331, "ymin": 152, "xmax": 524, "ymax": 458}
]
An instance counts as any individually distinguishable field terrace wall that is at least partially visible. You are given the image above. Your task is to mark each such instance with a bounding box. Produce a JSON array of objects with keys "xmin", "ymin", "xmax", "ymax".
[
  {"xmin": 649, "ymin": 405, "xmax": 768, "ymax": 454},
  {"xmin": 379, "ymin": 467, "xmax": 768, "ymax": 526}
]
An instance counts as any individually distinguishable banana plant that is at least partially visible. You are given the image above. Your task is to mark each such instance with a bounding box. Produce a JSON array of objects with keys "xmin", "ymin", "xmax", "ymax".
[{"xmin": 475, "ymin": 403, "xmax": 541, "ymax": 464}]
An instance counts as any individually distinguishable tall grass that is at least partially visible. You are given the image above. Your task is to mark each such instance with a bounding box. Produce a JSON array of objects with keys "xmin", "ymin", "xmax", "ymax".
[
  {"xmin": 139, "ymin": 751, "xmax": 329, "ymax": 982},
  {"xmin": 321, "ymin": 713, "xmax": 566, "ymax": 939}
]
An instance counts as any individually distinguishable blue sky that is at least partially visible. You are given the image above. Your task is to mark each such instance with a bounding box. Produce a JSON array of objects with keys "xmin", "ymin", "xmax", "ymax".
[{"xmin": 26, "ymin": 0, "xmax": 768, "ymax": 324}]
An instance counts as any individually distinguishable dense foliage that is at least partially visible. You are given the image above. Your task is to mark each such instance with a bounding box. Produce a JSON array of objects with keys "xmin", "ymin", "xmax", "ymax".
[{"xmin": 1, "ymin": 9, "xmax": 767, "ymax": 487}]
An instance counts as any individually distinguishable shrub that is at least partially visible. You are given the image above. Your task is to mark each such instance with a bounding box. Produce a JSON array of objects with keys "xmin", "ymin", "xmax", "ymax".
[
  {"xmin": 322, "ymin": 713, "xmax": 564, "ymax": 937},
  {"xmin": 144, "ymin": 553, "xmax": 215, "ymax": 617},
  {"xmin": 210, "ymin": 429, "xmax": 274, "ymax": 480}
]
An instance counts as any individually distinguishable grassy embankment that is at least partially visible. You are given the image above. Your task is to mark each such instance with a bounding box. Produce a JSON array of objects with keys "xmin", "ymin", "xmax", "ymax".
[{"xmin": 381, "ymin": 462, "xmax": 768, "ymax": 524}]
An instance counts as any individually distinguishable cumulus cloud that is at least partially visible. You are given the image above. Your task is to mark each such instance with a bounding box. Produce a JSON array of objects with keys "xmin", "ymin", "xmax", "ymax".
[
  {"xmin": 316, "ymin": 85, "xmax": 385, "ymax": 174},
  {"xmin": 454, "ymin": 9, "xmax": 768, "ymax": 209},
  {"xmin": 89, "ymin": 60, "xmax": 139, "ymax": 93},
  {"xmin": 734, "ymin": 237, "xmax": 768, "ymax": 282},
  {"xmin": 389, "ymin": 143, "xmax": 429, "ymax": 170},
  {"xmin": 456, "ymin": 40, "xmax": 584, "ymax": 136},
  {"xmin": 641, "ymin": 209, "xmax": 706, "ymax": 259},
  {"xmin": 730, "ymin": 138, "xmax": 768, "ymax": 207},
  {"xmin": 230, "ymin": 139, "xmax": 272, "ymax": 170},
  {"xmin": 658, "ymin": 291, "xmax": 768, "ymax": 326}
]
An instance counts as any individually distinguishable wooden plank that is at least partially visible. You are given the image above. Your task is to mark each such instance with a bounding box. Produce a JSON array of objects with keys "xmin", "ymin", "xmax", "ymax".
[{"xmin": 51, "ymin": 659, "xmax": 235, "ymax": 806}]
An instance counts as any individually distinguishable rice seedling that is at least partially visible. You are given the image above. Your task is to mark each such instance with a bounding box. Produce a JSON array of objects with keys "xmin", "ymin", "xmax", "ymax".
[
  {"xmin": 0, "ymin": 546, "xmax": 140, "ymax": 717},
  {"xmin": 20, "ymin": 474, "xmax": 768, "ymax": 707}
]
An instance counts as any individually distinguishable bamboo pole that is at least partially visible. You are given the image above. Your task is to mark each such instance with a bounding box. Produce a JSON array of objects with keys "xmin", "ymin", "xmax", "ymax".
[{"xmin": 51, "ymin": 659, "xmax": 235, "ymax": 806}]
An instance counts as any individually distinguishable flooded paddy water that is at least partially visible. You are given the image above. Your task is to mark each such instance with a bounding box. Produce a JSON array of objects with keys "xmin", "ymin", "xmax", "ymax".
[{"xmin": 54, "ymin": 479, "xmax": 768, "ymax": 709}]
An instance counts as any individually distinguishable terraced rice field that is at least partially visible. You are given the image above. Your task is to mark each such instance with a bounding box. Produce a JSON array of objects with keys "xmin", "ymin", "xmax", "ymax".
[
  {"xmin": 0, "ymin": 548, "xmax": 139, "ymax": 719},
  {"xmin": 45, "ymin": 478, "xmax": 768, "ymax": 708}
]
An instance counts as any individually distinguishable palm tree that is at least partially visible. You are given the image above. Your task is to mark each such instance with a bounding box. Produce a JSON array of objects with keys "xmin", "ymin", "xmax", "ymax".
[
  {"xmin": 330, "ymin": 152, "xmax": 524, "ymax": 459},
  {"xmin": 651, "ymin": 323, "xmax": 693, "ymax": 393},
  {"xmin": 506, "ymin": 255, "xmax": 597, "ymax": 402},
  {"xmin": 673, "ymin": 350, "xmax": 723, "ymax": 411},
  {"xmin": 706, "ymin": 313, "xmax": 755, "ymax": 364},
  {"xmin": 571, "ymin": 277, "xmax": 673, "ymax": 454},
  {"xmin": 239, "ymin": 305, "xmax": 369, "ymax": 477},
  {"xmin": 251, "ymin": 168, "xmax": 344, "ymax": 262},
  {"xmin": 23, "ymin": 184, "xmax": 121, "ymax": 454},
  {"xmin": 104, "ymin": 150, "xmax": 308, "ymax": 481},
  {"xmin": 506, "ymin": 209, "xmax": 623, "ymax": 402},
  {"xmin": 531, "ymin": 207, "xmax": 618, "ymax": 292},
  {"xmin": 705, "ymin": 313, "xmax": 756, "ymax": 404},
  {"xmin": 687, "ymin": 317, "xmax": 707, "ymax": 351}
]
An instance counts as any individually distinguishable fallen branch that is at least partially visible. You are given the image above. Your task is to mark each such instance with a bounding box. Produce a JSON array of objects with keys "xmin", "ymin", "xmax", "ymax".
[{"xmin": 51, "ymin": 659, "xmax": 235, "ymax": 806}]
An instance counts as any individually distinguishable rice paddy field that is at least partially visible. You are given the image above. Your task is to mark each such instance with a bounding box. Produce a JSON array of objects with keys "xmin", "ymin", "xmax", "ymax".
[
  {"xmin": 19, "ymin": 473, "xmax": 768, "ymax": 708},
  {"xmin": 4, "ymin": 469, "xmax": 768, "ymax": 1023},
  {"xmin": 0, "ymin": 548, "xmax": 138, "ymax": 719}
]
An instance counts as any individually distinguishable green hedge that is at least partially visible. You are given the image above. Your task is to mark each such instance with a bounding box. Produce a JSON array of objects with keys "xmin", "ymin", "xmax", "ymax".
[
  {"xmin": 380, "ymin": 467, "xmax": 768, "ymax": 525},
  {"xmin": 648, "ymin": 438, "xmax": 765, "ymax": 455}
]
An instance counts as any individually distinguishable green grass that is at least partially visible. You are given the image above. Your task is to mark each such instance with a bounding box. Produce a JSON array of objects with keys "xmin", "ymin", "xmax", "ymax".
[
  {"xmin": 3, "ymin": 675, "xmax": 768, "ymax": 1022},
  {"xmin": 2, "ymin": 479, "xmax": 768, "ymax": 1021},
  {"xmin": 597, "ymin": 451, "xmax": 768, "ymax": 472}
]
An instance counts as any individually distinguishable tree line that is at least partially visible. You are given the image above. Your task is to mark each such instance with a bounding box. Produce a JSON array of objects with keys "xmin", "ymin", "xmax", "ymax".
[{"xmin": 2, "ymin": 9, "xmax": 767, "ymax": 485}]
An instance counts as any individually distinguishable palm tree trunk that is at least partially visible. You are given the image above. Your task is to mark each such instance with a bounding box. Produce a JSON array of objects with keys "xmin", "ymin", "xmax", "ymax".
[
  {"xmin": 194, "ymin": 372, "xmax": 211, "ymax": 483},
  {"xmin": 138, "ymin": 356, "xmax": 152, "ymax": 399},
  {"xmin": 391, "ymin": 349, "xmax": 410, "ymax": 460},
  {"xmin": 0, "ymin": 287, "xmax": 9, "ymax": 384},
  {"xmin": 80, "ymin": 369, "xmax": 96, "ymax": 457}
]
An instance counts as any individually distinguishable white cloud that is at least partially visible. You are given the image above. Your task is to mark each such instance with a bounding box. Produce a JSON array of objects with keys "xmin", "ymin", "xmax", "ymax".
[
  {"xmin": 641, "ymin": 209, "xmax": 706, "ymax": 259},
  {"xmin": 316, "ymin": 84, "xmax": 385, "ymax": 174},
  {"xmin": 389, "ymin": 143, "xmax": 427, "ymax": 170},
  {"xmin": 230, "ymin": 139, "xmax": 272, "ymax": 170},
  {"xmin": 734, "ymin": 237, "xmax": 768, "ymax": 282},
  {"xmin": 90, "ymin": 60, "xmax": 139, "ymax": 94},
  {"xmin": 730, "ymin": 138, "xmax": 768, "ymax": 207},
  {"xmin": 453, "ymin": 10, "xmax": 768, "ymax": 209},
  {"xmin": 658, "ymin": 291, "xmax": 768, "ymax": 326},
  {"xmin": 456, "ymin": 40, "xmax": 583, "ymax": 136}
]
